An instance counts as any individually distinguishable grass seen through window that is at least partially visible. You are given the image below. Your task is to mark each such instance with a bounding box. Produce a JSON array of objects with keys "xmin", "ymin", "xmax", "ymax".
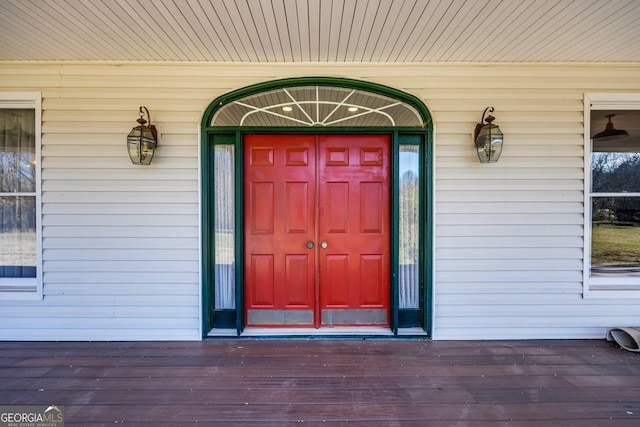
[{"xmin": 592, "ymin": 224, "xmax": 640, "ymax": 266}]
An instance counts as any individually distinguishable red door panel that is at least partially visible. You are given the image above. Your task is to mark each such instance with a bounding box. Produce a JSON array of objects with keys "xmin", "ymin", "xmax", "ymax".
[
  {"xmin": 325, "ymin": 254, "xmax": 349, "ymax": 306},
  {"xmin": 244, "ymin": 134, "xmax": 316, "ymax": 326},
  {"xmin": 249, "ymin": 255, "xmax": 274, "ymax": 305},
  {"xmin": 318, "ymin": 135, "xmax": 390, "ymax": 325}
]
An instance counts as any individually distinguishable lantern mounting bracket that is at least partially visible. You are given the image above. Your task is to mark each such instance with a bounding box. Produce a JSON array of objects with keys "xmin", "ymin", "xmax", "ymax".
[{"xmin": 474, "ymin": 106, "xmax": 495, "ymax": 141}]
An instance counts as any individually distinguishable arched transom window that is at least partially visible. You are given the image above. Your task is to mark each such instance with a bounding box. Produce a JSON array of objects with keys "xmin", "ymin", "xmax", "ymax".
[{"xmin": 211, "ymin": 85, "xmax": 425, "ymax": 127}]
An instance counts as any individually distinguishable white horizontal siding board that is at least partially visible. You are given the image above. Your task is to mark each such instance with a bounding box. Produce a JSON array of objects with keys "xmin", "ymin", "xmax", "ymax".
[
  {"xmin": 112, "ymin": 306, "xmax": 197, "ymax": 318},
  {"xmin": 42, "ymin": 191, "xmax": 198, "ymax": 204},
  {"xmin": 43, "ymin": 249, "xmax": 198, "ymax": 261},
  {"xmin": 42, "ymin": 272, "xmax": 199, "ymax": 285},
  {"xmin": 41, "ymin": 269, "xmax": 200, "ymax": 281},
  {"xmin": 437, "ymin": 222, "xmax": 583, "ymax": 242},
  {"xmin": 438, "ymin": 247, "xmax": 584, "ymax": 260},
  {"xmin": 0, "ymin": 306, "xmax": 197, "ymax": 320},
  {"xmin": 435, "ymin": 168, "xmax": 585, "ymax": 180},
  {"xmin": 436, "ymin": 213, "xmax": 584, "ymax": 226},
  {"xmin": 42, "ymin": 122, "xmax": 197, "ymax": 136},
  {"xmin": 436, "ymin": 202, "xmax": 583, "ymax": 214},
  {"xmin": 434, "ymin": 143, "xmax": 584, "ymax": 155},
  {"xmin": 431, "ymin": 98, "xmax": 585, "ymax": 112},
  {"xmin": 437, "ymin": 180, "xmax": 584, "ymax": 191},
  {"xmin": 434, "ymin": 293, "xmax": 590, "ymax": 305},
  {"xmin": 0, "ymin": 329, "xmax": 200, "ymax": 341},
  {"xmin": 41, "ymin": 145, "xmax": 195, "ymax": 158},
  {"xmin": 42, "ymin": 237, "xmax": 198, "ymax": 250},
  {"xmin": 436, "ymin": 317, "xmax": 640, "ymax": 330},
  {"xmin": 43, "ymin": 98, "xmax": 207, "ymax": 112},
  {"xmin": 42, "ymin": 135, "xmax": 196, "ymax": 155},
  {"xmin": 0, "ymin": 317, "xmax": 197, "ymax": 330},
  {"xmin": 436, "ymin": 270, "xmax": 582, "ymax": 283},
  {"xmin": 437, "ymin": 328, "xmax": 605, "ymax": 340},
  {"xmin": 43, "ymin": 169, "xmax": 198, "ymax": 181},
  {"xmin": 436, "ymin": 157, "xmax": 584, "ymax": 168},
  {"xmin": 42, "ymin": 203, "xmax": 197, "ymax": 216},
  {"xmin": 43, "ymin": 180, "xmax": 197, "ymax": 192},
  {"xmin": 43, "ymin": 227, "xmax": 198, "ymax": 239},
  {"xmin": 437, "ymin": 259, "xmax": 584, "ymax": 272},
  {"xmin": 42, "ymin": 260, "xmax": 198, "ymax": 272},
  {"xmin": 43, "ymin": 214, "xmax": 197, "ymax": 226},
  {"xmin": 437, "ymin": 303, "xmax": 640, "ymax": 317},
  {"xmin": 0, "ymin": 306, "xmax": 116, "ymax": 318},
  {"xmin": 435, "ymin": 191, "xmax": 583, "ymax": 203},
  {"xmin": 112, "ymin": 294, "xmax": 199, "ymax": 306},
  {"xmin": 437, "ymin": 225, "xmax": 583, "ymax": 238},
  {"xmin": 436, "ymin": 236, "xmax": 583, "ymax": 248},
  {"xmin": 43, "ymin": 283, "xmax": 198, "ymax": 296},
  {"xmin": 438, "ymin": 282, "xmax": 583, "ymax": 294}
]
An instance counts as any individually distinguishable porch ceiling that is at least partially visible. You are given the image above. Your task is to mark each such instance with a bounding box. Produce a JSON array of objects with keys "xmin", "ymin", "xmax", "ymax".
[{"xmin": 1, "ymin": 0, "xmax": 639, "ymax": 63}]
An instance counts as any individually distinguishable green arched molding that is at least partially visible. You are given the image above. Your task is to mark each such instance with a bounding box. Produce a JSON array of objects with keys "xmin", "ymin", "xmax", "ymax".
[{"xmin": 201, "ymin": 77, "xmax": 433, "ymax": 338}]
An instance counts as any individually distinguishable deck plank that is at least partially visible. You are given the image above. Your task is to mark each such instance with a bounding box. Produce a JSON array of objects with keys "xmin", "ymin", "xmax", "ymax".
[{"xmin": 0, "ymin": 339, "xmax": 639, "ymax": 426}]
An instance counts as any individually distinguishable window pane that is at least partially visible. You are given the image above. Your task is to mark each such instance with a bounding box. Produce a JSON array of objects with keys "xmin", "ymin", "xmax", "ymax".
[
  {"xmin": 211, "ymin": 86, "xmax": 424, "ymax": 127},
  {"xmin": 214, "ymin": 145, "xmax": 235, "ymax": 309},
  {"xmin": 591, "ymin": 197, "xmax": 640, "ymax": 277},
  {"xmin": 399, "ymin": 145, "xmax": 420, "ymax": 308},
  {"xmin": 591, "ymin": 152, "xmax": 640, "ymax": 193},
  {"xmin": 0, "ymin": 109, "xmax": 36, "ymax": 193},
  {"xmin": 0, "ymin": 196, "xmax": 36, "ymax": 278}
]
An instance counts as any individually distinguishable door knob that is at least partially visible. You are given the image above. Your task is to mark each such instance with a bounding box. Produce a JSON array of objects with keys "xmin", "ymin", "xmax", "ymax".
[
  {"xmin": 307, "ymin": 241, "xmax": 314, "ymax": 249},
  {"xmin": 321, "ymin": 241, "xmax": 328, "ymax": 249}
]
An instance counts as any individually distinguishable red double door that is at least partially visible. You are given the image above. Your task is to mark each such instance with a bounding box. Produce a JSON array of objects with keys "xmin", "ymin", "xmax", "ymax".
[{"xmin": 244, "ymin": 134, "xmax": 390, "ymax": 327}]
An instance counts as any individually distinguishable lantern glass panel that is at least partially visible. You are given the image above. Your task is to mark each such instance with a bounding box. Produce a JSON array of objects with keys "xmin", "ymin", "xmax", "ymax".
[
  {"xmin": 127, "ymin": 126, "xmax": 156, "ymax": 165},
  {"xmin": 476, "ymin": 124, "xmax": 503, "ymax": 163}
]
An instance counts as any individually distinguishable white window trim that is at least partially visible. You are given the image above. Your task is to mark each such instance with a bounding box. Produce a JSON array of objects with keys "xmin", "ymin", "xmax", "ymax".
[
  {"xmin": 0, "ymin": 92, "xmax": 42, "ymax": 300},
  {"xmin": 584, "ymin": 93, "xmax": 640, "ymax": 298}
]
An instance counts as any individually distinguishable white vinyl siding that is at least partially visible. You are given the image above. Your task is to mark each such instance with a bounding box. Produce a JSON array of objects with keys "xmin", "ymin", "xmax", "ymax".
[{"xmin": 0, "ymin": 62, "xmax": 638, "ymax": 340}]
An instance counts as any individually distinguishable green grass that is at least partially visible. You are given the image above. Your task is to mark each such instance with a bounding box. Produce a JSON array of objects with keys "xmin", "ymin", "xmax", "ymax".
[{"xmin": 592, "ymin": 224, "xmax": 640, "ymax": 266}]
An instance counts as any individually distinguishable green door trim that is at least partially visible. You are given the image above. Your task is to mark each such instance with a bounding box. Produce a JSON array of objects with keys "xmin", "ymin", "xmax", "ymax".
[{"xmin": 201, "ymin": 77, "xmax": 433, "ymax": 338}]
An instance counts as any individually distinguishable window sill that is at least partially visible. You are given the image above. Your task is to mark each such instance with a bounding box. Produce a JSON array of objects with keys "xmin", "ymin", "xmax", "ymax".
[
  {"xmin": 0, "ymin": 291, "xmax": 42, "ymax": 300},
  {"xmin": 0, "ymin": 279, "xmax": 42, "ymax": 300},
  {"xmin": 585, "ymin": 285, "xmax": 640, "ymax": 299}
]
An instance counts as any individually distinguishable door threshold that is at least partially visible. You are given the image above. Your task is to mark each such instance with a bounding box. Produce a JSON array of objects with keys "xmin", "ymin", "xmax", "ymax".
[
  {"xmin": 207, "ymin": 326, "xmax": 428, "ymax": 338},
  {"xmin": 241, "ymin": 326, "xmax": 394, "ymax": 337}
]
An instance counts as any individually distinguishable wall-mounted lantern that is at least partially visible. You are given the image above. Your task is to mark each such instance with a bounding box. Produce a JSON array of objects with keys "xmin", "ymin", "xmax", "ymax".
[
  {"xmin": 127, "ymin": 106, "xmax": 158, "ymax": 165},
  {"xmin": 473, "ymin": 107, "xmax": 503, "ymax": 163}
]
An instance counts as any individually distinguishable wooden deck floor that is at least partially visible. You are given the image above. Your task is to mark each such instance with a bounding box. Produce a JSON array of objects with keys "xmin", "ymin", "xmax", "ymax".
[{"xmin": 1, "ymin": 339, "xmax": 639, "ymax": 426}]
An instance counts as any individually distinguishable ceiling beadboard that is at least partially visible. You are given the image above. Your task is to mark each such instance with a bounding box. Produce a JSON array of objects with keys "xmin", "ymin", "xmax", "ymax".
[{"xmin": 0, "ymin": 0, "xmax": 639, "ymax": 63}]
